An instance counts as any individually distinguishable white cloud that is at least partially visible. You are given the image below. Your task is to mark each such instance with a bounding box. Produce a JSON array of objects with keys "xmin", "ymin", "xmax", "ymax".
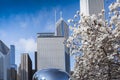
[{"xmin": 15, "ymin": 38, "xmax": 36, "ymax": 53}]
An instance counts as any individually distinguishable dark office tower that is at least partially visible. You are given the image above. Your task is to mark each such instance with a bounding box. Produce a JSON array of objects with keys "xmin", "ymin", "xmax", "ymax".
[
  {"xmin": 10, "ymin": 67, "xmax": 17, "ymax": 80},
  {"xmin": 9, "ymin": 45, "xmax": 17, "ymax": 80},
  {"xmin": 0, "ymin": 40, "xmax": 10, "ymax": 80},
  {"xmin": 20, "ymin": 53, "xmax": 32, "ymax": 80},
  {"xmin": 56, "ymin": 17, "xmax": 69, "ymax": 39},
  {"xmin": 34, "ymin": 51, "xmax": 37, "ymax": 71}
]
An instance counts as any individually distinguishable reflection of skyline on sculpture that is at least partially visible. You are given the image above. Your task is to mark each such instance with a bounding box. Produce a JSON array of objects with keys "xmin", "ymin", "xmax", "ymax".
[{"xmin": 33, "ymin": 68, "xmax": 70, "ymax": 80}]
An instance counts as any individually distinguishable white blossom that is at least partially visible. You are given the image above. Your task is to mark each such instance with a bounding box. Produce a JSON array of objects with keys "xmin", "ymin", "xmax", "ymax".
[
  {"xmin": 74, "ymin": 15, "xmax": 78, "ymax": 18},
  {"xmin": 66, "ymin": 0, "xmax": 120, "ymax": 79},
  {"xmin": 67, "ymin": 19, "xmax": 73, "ymax": 23}
]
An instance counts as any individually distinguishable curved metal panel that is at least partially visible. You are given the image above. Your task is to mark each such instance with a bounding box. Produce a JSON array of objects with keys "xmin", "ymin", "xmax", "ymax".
[{"xmin": 33, "ymin": 68, "xmax": 70, "ymax": 80}]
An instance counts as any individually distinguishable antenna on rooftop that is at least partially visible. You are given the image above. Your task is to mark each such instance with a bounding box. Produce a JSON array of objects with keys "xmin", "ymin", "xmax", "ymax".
[
  {"xmin": 55, "ymin": 10, "xmax": 56, "ymax": 25},
  {"xmin": 55, "ymin": 10, "xmax": 57, "ymax": 36}
]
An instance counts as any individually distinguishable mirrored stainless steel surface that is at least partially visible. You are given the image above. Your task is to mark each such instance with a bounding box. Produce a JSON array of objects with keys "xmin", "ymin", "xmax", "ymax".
[{"xmin": 32, "ymin": 68, "xmax": 70, "ymax": 80}]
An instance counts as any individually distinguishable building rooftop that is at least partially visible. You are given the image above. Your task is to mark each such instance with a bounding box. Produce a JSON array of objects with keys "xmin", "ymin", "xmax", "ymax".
[
  {"xmin": 0, "ymin": 40, "xmax": 9, "ymax": 55},
  {"xmin": 56, "ymin": 18, "xmax": 68, "ymax": 27},
  {"xmin": 37, "ymin": 33, "xmax": 55, "ymax": 37},
  {"xmin": 37, "ymin": 33, "xmax": 64, "ymax": 38}
]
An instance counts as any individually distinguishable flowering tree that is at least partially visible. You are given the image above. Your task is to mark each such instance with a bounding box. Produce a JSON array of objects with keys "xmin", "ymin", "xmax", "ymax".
[{"xmin": 67, "ymin": 0, "xmax": 120, "ymax": 80}]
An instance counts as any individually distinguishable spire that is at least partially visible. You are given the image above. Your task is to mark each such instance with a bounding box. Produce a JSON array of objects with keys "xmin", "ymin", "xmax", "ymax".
[
  {"xmin": 55, "ymin": 10, "xmax": 56, "ymax": 24},
  {"xmin": 55, "ymin": 10, "xmax": 57, "ymax": 36}
]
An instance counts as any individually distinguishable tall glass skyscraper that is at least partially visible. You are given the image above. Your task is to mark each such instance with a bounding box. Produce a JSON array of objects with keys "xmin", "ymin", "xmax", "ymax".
[
  {"xmin": 10, "ymin": 45, "xmax": 15, "ymax": 65},
  {"xmin": 0, "ymin": 40, "xmax": 10, "ymax": 80},
  {"xmin": 9, "ymin": 45, "xmax": 17, "ymax": 80}
]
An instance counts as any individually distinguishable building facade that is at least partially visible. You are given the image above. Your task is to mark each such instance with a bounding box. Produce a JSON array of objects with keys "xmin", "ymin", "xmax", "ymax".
[
  {"xmin": 20, "ymin": 53, "xmax": 32, "ymax": 80},
  {"xmin": 37, "ymin": 33, "xmax": 67, "ymax": 71},
  {"xmin": 0, "ymin": 40, "xmax": 10, "ymax": 80},
  {"xmin": 80, "ymin": 0, "xmax": 104, "ymax": 16}
]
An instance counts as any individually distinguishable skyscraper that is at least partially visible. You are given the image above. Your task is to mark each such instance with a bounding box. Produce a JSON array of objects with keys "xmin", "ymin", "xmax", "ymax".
[
  {"xmin": 56, "ymin": 16, "xmax": 70, "ymax": 73},
  {"xmin": 20, "ymin": 53, "xmax": 32, "ymax": 80},
  {"xmin": 80, "ymin": 0, "xmax": 104, "ymax": 16},
  {"xmin": 9, "ymin": 45, "xmax": 17, "ymax": 80},
  {"xmin": 10, "ymin": 45, "xmax": 15, "ymax": 65},
  {"xmin": 37, "ymin": 14, "xmax": 70, "ymax": 73},
  {"xmin": 34, "ymin": 51, "xmax": 37, "ymax": 71},
  {"xmin": 37, "ymin": 33, "xmax": 67, "ymax": 71},
  {"xmin": 0, "ymin": 40, "xmax": 10, "ymax": 80},
  {"xmin": 56, "ymin": 16, "xmax": 69, "ymax": 39}
]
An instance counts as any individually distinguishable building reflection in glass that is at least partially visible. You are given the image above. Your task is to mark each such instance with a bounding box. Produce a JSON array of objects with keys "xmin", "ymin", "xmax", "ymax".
[{"xmin": 32, "ymin": 68, "xmax": 71, "ymax": 80}]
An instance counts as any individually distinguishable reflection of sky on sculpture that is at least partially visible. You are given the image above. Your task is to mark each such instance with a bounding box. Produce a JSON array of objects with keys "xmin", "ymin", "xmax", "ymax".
[{"xmin": 0, "ymin": 0, "xmax": 116, "ymax": 70}]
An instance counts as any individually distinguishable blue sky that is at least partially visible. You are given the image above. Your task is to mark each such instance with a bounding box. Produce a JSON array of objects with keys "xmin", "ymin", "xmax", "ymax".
[{"xmin": 0, "ymin": 0, "xmax": 116, "ymax": 70}]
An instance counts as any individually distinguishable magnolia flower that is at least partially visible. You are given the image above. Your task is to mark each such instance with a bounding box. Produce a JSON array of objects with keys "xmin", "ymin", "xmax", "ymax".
[
  {"xmin": 102, "ymin": 9, "xmax": 105, "ymax": 13},
  {"xmin": 66, "ymin": 0, "xmax": 120, "ymax": 79},
  {"xmin": 110, "ymin": 15, "xmax": 118, "ymax": 24},
  {"xmin": 76, "ymin": 11, "xmax": 80, "ymax": 15},
  {"xmin": 109, "ymin": 3, "xmax": 114, "ymax": 11},
  {"xmin": 99, "ymin": 27, "xmax": 107, "ymax": 33},
  {"xmin": 108, "ymin": 55, "xmax": 114, "ymax": 60},
  {"xmin": 67, "ymin": 19, "xmax": 73, "ymax": 23},
  {"xmin": 114, "ymin": 44, "xmax": 119, "ymax": 49},
  {"xmin": 91, "ymin": 14, "xmax": 97, "ymax": 20},
  {"xmin": 74, "ymin": 14, "xmax": 78, "ymax": 18}
]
